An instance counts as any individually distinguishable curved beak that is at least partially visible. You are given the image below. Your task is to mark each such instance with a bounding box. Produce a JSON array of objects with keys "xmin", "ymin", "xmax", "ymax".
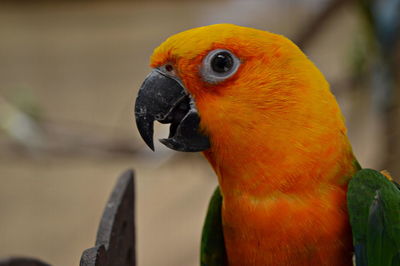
[{"xmin": 134, "ymin": 69, "xmax": 210, "ymax": 152}]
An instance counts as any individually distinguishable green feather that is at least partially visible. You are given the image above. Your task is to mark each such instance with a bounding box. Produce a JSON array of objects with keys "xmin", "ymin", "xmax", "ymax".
[
  {"xmin": 200, "ymin": 186, "xmax": 227, "ymax": 266},
  {"xmin": 348, "ymin": 169, "xmax": 400, "ymax": 266}
]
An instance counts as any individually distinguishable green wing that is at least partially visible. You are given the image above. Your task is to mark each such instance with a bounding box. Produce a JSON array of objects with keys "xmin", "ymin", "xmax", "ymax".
[
  {"xmin": 348, "ymin": 169, "xmax": 400, "ymax": 266},
  {"xmin": 200, "ymin": 186, "xmax": 227, "ymax": 266}
]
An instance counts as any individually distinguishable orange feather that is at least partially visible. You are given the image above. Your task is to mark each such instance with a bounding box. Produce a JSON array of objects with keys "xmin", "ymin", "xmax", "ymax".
[{"xmin": 151, "ymin": 24, "xmax": 358, "ymax": 266}]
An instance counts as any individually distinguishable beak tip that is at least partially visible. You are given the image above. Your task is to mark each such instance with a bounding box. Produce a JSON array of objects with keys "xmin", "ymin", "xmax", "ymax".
[
  {"xmin": 141, "ymin": 133, "xmax": 155, "ymax": 152},
  {"xmin": 135, "ymin": 114, "xmax": 156, "ymax": 152},
  {"xmin": 149, "ymin": 144, "xmax": 155, "ymax": 152}
]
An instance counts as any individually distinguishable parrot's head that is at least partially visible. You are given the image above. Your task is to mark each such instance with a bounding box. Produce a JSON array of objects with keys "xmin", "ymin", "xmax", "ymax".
[{"xmin": 135, "ymin": 24, "xmax": 354, "ymax": 189}]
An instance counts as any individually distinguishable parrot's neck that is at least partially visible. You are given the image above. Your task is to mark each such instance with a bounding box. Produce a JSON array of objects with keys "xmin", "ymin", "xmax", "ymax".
[
  {"xmin": 203, "ymin": 127, "xmax": 358, "ymax": 198},
  {"xmin": 202, "ymin": 114, "xmax": 359, "ymax": 266}
]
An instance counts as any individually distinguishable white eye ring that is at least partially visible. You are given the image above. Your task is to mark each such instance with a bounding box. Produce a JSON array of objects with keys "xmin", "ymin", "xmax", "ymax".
[{"xmin": 201, "ymin": 49, "xmax": 240, "ymax": 84}]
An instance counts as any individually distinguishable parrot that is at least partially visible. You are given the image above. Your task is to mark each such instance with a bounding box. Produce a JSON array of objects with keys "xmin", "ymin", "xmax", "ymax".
[{"xmin": 134, "ymin": 24, "xmax": 400, "ymax": 266}]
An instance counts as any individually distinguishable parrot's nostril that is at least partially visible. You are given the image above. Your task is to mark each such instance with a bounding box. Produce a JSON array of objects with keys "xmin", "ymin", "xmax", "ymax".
[{"xmin": 165, "ymin": 64, "xmax": 173, "ymax": 72}]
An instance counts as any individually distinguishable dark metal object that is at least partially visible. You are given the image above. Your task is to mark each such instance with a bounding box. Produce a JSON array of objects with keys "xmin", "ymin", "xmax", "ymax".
[
  {"xmin": 80, "ymin": 170, "xmax": 136, "ymax": 266},
  {"xmin": 0, "ymin": 258, "xmax": 50, "ymax": 266},
  {"xmin": 0, "ymin": 170, "xmax": 135, "ymax": 266}
]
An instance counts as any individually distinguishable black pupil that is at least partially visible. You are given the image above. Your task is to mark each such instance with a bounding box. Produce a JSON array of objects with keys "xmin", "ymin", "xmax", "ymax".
[{"xmin": 211, "ymin": 52, "xmax": 233, "ymax": 73}]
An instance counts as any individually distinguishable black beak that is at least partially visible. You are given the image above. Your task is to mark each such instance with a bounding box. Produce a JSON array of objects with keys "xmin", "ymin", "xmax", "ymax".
[{"xmin": 135, "ymin": 69, "xmax": 210, "ymax": 152}]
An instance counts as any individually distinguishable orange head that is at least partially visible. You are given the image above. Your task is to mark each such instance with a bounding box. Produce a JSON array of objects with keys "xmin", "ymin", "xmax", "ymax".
[{"xmin": 139, "ymin": 24, "xmax": 357, "ymax": 195}]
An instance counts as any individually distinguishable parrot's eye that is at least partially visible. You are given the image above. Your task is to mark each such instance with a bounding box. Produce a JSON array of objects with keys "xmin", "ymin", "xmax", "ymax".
[
  {"xmin": 211, "ymin": 52, "xmax": 233, "ymax": 73},
  {"xmin": 201, "ymin": 49, "xmax": 240, "ymax": 84}
]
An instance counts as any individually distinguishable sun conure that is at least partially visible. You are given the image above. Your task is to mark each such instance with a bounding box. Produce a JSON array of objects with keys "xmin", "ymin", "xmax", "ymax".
[{"xmin": 134, "ymin": 24, "xmax": 400, "ymax": 266}]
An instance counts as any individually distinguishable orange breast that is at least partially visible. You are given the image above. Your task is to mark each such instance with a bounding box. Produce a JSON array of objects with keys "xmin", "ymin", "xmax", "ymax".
[{"xmin": 222, "ymin": 186, "xmax": 353, "ymax": 266}]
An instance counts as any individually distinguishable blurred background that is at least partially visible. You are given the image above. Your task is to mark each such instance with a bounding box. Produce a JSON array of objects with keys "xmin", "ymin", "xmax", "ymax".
[{"xmin": 0, "ymin": 0, "xmax": 399, "ymax": 265}]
